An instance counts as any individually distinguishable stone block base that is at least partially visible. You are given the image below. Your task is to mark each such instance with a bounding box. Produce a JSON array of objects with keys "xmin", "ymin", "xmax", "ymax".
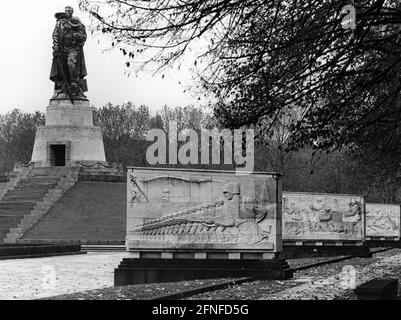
[
  {"xmin": 280, "ymin": 243, "xmax": 372, "ymax": 259},
  {"xmin": 114, "ymin": 258, "xmax": 292, "ymax": 286},
  {"xmin": 355, "ymin": 279, "xmax": 399, "ymax": 300},
  {"xmin": 366, "ymin": 238, "xmax": 401, "ymax": 248}
]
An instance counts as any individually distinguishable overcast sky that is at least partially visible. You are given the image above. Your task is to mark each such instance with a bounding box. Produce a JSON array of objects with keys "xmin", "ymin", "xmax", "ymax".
[{"xmin": 0, "ymin": 0, "xmax": 200, "ymax": 115}]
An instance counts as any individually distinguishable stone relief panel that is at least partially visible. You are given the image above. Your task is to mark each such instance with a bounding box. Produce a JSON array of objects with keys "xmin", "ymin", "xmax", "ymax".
[
  {"xmin": 127, "ymin": 169, "xmax": 281, "ymax": 252},
  {"xmin": 282, "ymin": 192, "xmax": 365, "ymax": 241},
  {"xmin": 366, "ymin": 203, "xmax": 400, "ymax": 238}
]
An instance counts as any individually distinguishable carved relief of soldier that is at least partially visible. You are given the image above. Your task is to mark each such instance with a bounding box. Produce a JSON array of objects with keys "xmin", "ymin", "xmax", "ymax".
[
  {"xmin": 283, "ymin": 197, "xmax": 304, "ymax": 235},
  {"xmin": 283, "ymin": 195, "xmax": 363, "ymax": 237},
  {"xmin": 128, "ymin": 179, "xmax": 274, "ymax": 246},
  {"xmin": 342, "ymin": 199, "xmax": 362, "ymax": 234},
  {"xmin": 50, "ymin": 6, "xmax": 88, "ymax": 102},
  {"xmin": 367, "ymin": 207, "xmax": 399, "ymax": 234}
]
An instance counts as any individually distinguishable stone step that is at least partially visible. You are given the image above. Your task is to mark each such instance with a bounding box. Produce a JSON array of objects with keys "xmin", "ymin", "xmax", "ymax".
[
  {"xmin": 3, "ymin": 192, "xmax": 45, "ymax": 201},
  {"xmin": 82, "ymin": 245, "xmax": 126, "ymax": 252},
  {"xmin": 0, "ymin": 228, "xmax": 16, "ymax": 235},
  {"xmin": 0, "ymin": 233, "xmax": 14, "ymax": 241},
  {"xmin": 6, "ymin": 233, "xmax": 21, "ymax": 240},
  {"xmin": 0, "ymin": 216, "xmax": 23, "ymax": 224},
  {"xmin": 12, "ymin": 184, "xmax": 55, "ymax": 188},
  {"xmin": 19, "ymin": 178, "xmax": 59, "ymax": 183},
  {"xmin": 0, "ymin": 206, "xmax": 35, "ymax": 212},
  {"xmin": 0, "ymin": 176, "xmax": 10, "ymax": 183},
  {"xmin": 18, "ymin": 177, "xmax": 59, "ymax": 181},
  {"xmin": 13, "ymin": 186, "xmax": 56, "ymax": 192},
  {"xmin": 4, "ymin": 191, "xmax": 49, "ymax": 196},
  {"xmin": 18, "ymin": 178, "xmax": 59, "ymax": 181},
  {"xmin": 27, "ymin": 178, "xmax": 65, "ymax": 182},
  {"xmin": 27, "ymin": 176, "xmax": 65, "ymax": 181},
  {"xmin": 9, "ymin": 191, "xmax": 53, "ymax": 196},
  {"xmin": 24, "ymin": 175, "xmax": 61, "ymax": 179},
  {"xmin": 56, "ymin": 184, "xmax": 75, "ymax": 190},
  {"xmin": 19, "ymin": 217, "xmax": 36, "ymax": 226},
  {"xmin": 30, "ymin": 170, "xmax": 68, "ymax": 174},
  {"xmin": 47, "ymin": 187, "xmax": 64, "ymax": 192},
  {"xmin": 16, "ymin": 182, "xmax": 58, "ymax": 187},
  {"xmin": 0, "ymin": 211, "xmax": 28, "ymax": 216},
  {"xmin": 35, "ymin": 205, "xmax": 51, "ymax": 211},
  {"xmin": 0, "ymin": 216, "xmax": 19, "ymax": 224},
  {"xmin": 0, "ymin": 209, "xmax": 35, "ymax": 215},
  {"xmin": 0, "ymin": 210, "xmax": 32, "ymax": 216},
  {"xmin": 2, "ymin": 238, "xmax": 17, "ymax": 244},
  {"xmin": 2, "ymin": 199, "xmax": 43, "ymax": 205},
  {"xmin": 0, "ymin": 209, "xmax": 32, "ymax": 216},
  {"xmin": 23, "ymin": 212, "xmax": 41, "ymax": 220},
  {"xmin": 0, "ymin": 168, "xmax": 76, "ymax": 242},
  {"xmin": 6, "ymin": 190, "xmax": 50, "ymax": 195},
  {"xmin": 0, "ymin": 201, "xmax": 37, "ymax": 207},
  {"xmin": 5, "ymin": 195, "xmax": 50, "ymax": 200},
  {"xmin": 17, "ymin": 179, "xmax": 58, "ymax": 182},
  {"xmin": 8, "ymin": 186, "xmax": 52, "ymax": 191},
  {"xmin": 42, "ymin": 197, "xmax": 60, "ymax": 204},
  {"xmin": 31, "ymin": 168, "xmax": 70, "ymax": 173},
  {"xmin": 22, "ymin": 174, "xmax": 60, "ymax": 178},
  {"xmin": 0, "ymin": 229, "xmax": 22, "ymax": 240}
]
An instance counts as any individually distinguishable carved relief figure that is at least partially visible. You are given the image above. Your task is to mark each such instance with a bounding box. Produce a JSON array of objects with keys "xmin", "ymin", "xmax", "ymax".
[
  {"xmin": 343, "ymin": 199, "xmax": 362, "ymax": 234},
  {"xmin": 315, "ymin": 199, "xmax": 345, "ymax": 233},
  {"xmin": 367, "ymin": 206, "xmax": 399, "ymax": 236},
  {"xmin": 308, "ymin": 197, "xmax": 325, "ymax": 231},
  {"xmin": 283, "ymin": 193, "xmax": 364, "ymax": 240},
  {"xmin": 129, "ymin": 181, "xmax": 273, "ymax": 246},
  {"xmin": 283, "ymin": 197, "xmax": 303, "ymax": 235},
  {"xmin": 129, "ymin": 175, "xmax": 147, "ymax": 203}
]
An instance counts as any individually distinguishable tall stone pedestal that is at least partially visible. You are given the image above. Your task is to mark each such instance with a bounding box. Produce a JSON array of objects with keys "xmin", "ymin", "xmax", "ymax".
[{"xmin": 31, "ymin": 99, "xmax": 106, "ymax": 167}]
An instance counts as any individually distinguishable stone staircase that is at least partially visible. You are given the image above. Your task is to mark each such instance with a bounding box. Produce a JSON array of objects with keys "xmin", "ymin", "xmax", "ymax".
[
  {"xmin": 0, "ymin": 167, "xmax": 79, "ymax": 244},
  {"xmin": 0, "ymin": 167, "xmax": 31, "ymax": 202},
  {"xmin": 81, "ymin": 244, "xmax": 126, "ymax": 252}
]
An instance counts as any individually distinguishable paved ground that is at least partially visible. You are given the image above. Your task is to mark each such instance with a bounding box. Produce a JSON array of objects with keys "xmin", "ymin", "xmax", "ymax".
[{"xmin": 0, "ymin": 252, "xmax": 129, "ymax": 300}]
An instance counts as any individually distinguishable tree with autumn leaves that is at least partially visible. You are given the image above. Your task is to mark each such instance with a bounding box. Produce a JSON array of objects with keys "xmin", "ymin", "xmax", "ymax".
[
  {"xmin": 79, "ymin": 0, "xmax": 401, "ymax": 149},
  {"xmin": 77, "ymin": 0, "xmax": 401, "ymax": 198}
]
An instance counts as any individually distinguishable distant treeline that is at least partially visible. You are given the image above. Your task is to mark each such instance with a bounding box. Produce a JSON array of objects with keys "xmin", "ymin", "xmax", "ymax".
[{"xmin": 0, "ymin": 103, "xmax": 400, "ymax": 203}]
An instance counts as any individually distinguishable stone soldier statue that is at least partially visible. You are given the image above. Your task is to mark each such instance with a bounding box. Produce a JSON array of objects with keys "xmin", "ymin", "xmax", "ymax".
[{"xmin": 50, "ymin": 6, "xmax": 88, "ymax": 103}]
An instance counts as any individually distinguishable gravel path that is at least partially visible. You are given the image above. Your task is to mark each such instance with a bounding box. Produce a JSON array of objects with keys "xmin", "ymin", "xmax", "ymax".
[
  {"xmin": 41, "ymin": 256, "xmax": 355, "ymax": 300},
  {"xmin": 45, "ymin": 278, "xmax": 239, "ymax": 300},
  {"xmin": 189, "ymin": 249, "xmax": 401, "ymax": 300}
]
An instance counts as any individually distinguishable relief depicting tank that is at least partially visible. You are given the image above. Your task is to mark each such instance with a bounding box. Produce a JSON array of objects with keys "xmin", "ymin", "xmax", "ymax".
[
  {"xmin": 129, "ymin": 181, "xmax": 275, "ymax": 248},
  {"xmin": 126, "ymin": 169, "xmax": 282, "ymax": 252}
]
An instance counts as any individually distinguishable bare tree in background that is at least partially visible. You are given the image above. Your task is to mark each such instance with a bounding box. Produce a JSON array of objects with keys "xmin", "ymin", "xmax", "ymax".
[
  {"xmin": 0, "ymin": 110, "xmax": 45, "ymax": 173},
  {"xmin": 79, "ymin": 0, "xmax": 401, "ymax": 150},
  {"xmin": 78, "ymin": 0, "xmax": 401, "ymax": 197}
]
